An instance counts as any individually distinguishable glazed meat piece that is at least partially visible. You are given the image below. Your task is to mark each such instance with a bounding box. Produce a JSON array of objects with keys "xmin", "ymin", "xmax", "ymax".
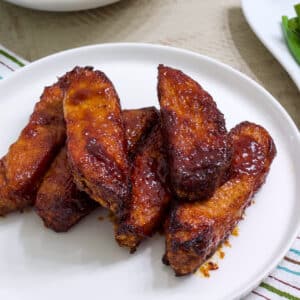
[
  {"xmin": 123, "ymin": 107, "xmax": 159, "ymax": 160},
  {"xmin": 158, "ymin": 65, "xmax": 231, "ymax": 201},
  {"xmin": 116, "ymin": 122, "xmax": 171, "ymax": 252},
  {"xmin": 164, "ymin": 122, "xmax": 276, "ymax": 276},
  {"xmin": 35, "ymin": 146, "xmax": 97, "ymax": 232},
  {"xmin": 35, "ymin": 107, "xmax": 159, "ymax": 232},
  {"xmin": 0, "ymin": 80, "xmax": 66, "ymax": 215},
  {"xmin": 0, "ymin": 160, "xmax": 13, "ymax": 215},
  {"xmin": 63, "ymin": 67, "xmax": 130, "ymax": 214}
]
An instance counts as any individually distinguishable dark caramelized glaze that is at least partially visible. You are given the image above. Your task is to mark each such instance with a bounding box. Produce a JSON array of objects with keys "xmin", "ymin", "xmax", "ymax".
[
  {"xmin": 35, "ymin": 147, "xmax": 97, "ymax": 232},
  {"xmin": 229, "ymin": 122, "xmax": 276, "ymax": 191},
  {"xmin": 164, "ymin": 122, "xmax": 276, "ymax": 276},
  {"xmin": 116, "ymin": 122, "xmax": 171, "ymax": 252},
  {"xmin": 35, "ymin": 107, "xmax": 159, "ymax": 232},
  {"xmin": 0, "ymin": 80, "xmax": 66, "ymax": 215},
  {"xmin": 157, "ymin": 65, "xmax": 231, "ymax": 201},
  {"xmin": 63, "ymin": 67, "xmax": 129, "ymax": 214},
  {"xmin": 123, "ymin": 107, "xmax": 159, "ymax": 160}
]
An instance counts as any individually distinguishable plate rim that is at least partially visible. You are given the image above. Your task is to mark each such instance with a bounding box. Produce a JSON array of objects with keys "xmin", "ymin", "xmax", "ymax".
[
  {"xmin": 3, "ymin": 0, "xmax": 120, "ymax": 12},
  {"xmin": 0, "ymin": 42, "xmax": 299, "ymax": 299},
  {"xmin": 241, "ymin": 0, "xmax": 300, "ymax": 91}
]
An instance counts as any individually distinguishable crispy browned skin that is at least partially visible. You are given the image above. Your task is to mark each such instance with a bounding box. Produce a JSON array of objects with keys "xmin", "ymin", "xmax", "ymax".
[
  {"xmin": 35, "ymin": 107, "xmax": 159, "ymax": 232},
  {"xmin": 158, "ymin": 65, "xmax": 231, "ymax": 201},
  {"xmin": 63, "ymin": 67, "xmax": 130, "ymax": 214},
  {"xmin": 164, "ymin": 122, "xmax": 276, "ymax": 276},
  {"xmin": 0, "ymin": 80, "xmax": 66, "ymax": 216},
  {"xmin": 116, "ymin": 122, "xmax": 171, "ymax": 252}
]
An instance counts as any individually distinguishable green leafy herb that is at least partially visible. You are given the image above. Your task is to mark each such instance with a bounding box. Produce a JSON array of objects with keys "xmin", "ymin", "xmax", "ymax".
[
  {"xmin": 295, "ymin": 3, "xmax": 300, "ymax": 19},
  {"xmin": 282, "ymin": 4, "xmax": 300, "ymax": 64}
]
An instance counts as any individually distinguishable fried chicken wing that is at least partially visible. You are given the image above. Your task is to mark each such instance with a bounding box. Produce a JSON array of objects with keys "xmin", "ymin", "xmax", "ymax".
[
  {"xmin": 0, "ymin": 80, "xmax": 66, "ymax": 215},
  {"xmin": 158, "ymin": 65, "xmax": 231, "ymax": 201},
  {"xmin": 63, "ymin": 67, "xmax": 130, "ymax": 214},
  {"xmin": 164, "ymin": 122, "xmax": 276, "ymax": 276},
  {"xmin": 35, "ymin": 107, "xmax": 159, "ymax": 232},
  {"xmin": 116, "ymin": 122, "xmax": 171, "ymax": 252}
]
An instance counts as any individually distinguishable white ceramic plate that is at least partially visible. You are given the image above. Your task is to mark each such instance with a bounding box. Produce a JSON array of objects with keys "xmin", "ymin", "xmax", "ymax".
[
  {"xmin": 3, "ymin": 0, "xmax": 119, "ymax": 12},
  {"xmin": 0, "ymin": 43, "xmax": 299, "ymax": 300},
  {"xmin": 241, "ymin": 0, "xmax": 300, "ymax": 90}
]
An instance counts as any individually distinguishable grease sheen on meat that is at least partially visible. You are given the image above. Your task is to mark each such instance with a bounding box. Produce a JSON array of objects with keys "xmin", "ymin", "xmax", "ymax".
[
  {"xmin": 63, "ymin": 67, "xmax": 130, "ymax": 214},
  {"xmin": 116, "ymin": 122, "xmax": 171, "ymax": 252},
  {"xmin": 164, "ymin": 122, "xmax": 276, "ymax": 276},
  {"xmin": 158, "ymin": 65, "xmax": 231, "ymax": 201},
  {"xmin": 35, "ymin": 107, "xmax": 159, "ymax": 232},
  {"xmin": 0, "ymin": 80, "xmax": 66, "ymax": 215}
]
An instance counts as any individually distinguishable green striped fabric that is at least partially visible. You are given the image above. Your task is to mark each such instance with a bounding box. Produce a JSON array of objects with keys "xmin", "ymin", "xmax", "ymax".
[
  {"xmin": 0, "ymin": 45, "xmax": 28, "ymax": 77},
  {"xmin": 260, "ymin": 282, "xmax": 300, "ymax": 300},
  {"xmin": 1, "ymin": 44, "xmax": 300, "ymax": 300},
  {"xmin": 0, "ymin": 49, "xmax": 25, "ymax": 67}
]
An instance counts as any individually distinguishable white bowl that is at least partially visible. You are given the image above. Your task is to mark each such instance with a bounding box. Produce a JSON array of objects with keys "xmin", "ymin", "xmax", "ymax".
[{"xmin": 3, "ymin": 0, "xmax": 120, "ymax": 12}]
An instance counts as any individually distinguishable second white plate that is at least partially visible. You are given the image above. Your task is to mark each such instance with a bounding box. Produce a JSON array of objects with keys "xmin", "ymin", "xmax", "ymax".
[
  {"xmin": 242, "ymin": 0, "xmax": 300, "ymax": 90},
  {"xmin": 0, "ymin": 43, "xmax": 299, "ymax": 300}
]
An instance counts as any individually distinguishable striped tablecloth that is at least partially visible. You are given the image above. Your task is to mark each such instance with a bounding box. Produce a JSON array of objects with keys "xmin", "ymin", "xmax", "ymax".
[
  {"xmin": 0, "ymin": 46, "xmax": 27, "ymax": 77},
  {"xmin": 0, "ymin": 45, "xmax": 299, "ymax": 300}
]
